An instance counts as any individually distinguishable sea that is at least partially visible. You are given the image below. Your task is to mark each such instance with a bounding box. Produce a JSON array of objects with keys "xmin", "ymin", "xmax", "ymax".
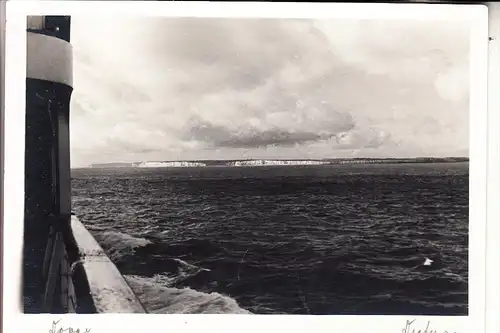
[{"xmin": 71, "ymin": 162, "xmax": 469, "ymax": 315}]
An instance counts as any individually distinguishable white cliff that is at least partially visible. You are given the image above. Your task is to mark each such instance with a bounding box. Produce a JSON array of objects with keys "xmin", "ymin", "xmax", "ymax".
[
  {"xmin": 227, "ymin": 160, "xmax": 329, "ymax": 166},
  {"xmin": 137, "ymin": 161, "xmax": 207, "ymax": 168}
]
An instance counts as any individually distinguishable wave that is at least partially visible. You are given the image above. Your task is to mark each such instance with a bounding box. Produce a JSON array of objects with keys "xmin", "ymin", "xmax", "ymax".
[
  {"xmin": 93, "ymin": 230, "xmax": 151, "ymax": 260},
  {"xmin": 89, "ymin": 229, "xmax": 248, "ymax": 314},
  {"xmin": 124, "ymin": 274, "xmax": 252, "ymax": 314},
  {"xmin": 90, "ymin": 229, "xmax": 217, "ymax": 284},
  {"xmin": 161, "ymin": 258, "xmax": 212, "ymax": 286}
]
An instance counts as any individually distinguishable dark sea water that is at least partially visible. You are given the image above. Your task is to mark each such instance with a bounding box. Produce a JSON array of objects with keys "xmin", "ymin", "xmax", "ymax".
[{"xmin": 71, "ymin": 162, "xmax": 469, "ymax": 315}]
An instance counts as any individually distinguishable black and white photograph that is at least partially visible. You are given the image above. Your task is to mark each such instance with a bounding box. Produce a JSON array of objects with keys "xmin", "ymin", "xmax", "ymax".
[{"xmin": 15, "ymin": 2, "xmax": 488, "ymax": 323}]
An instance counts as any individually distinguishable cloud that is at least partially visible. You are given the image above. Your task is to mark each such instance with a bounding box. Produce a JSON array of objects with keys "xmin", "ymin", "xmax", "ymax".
[
  {"xmin": 314, "ymin": 19, "xmax": 470, "ymax": 103},
  {"xmin": 69, "ymin": 16, "xmax": 470, "ymax": 166},
  {"xmin": 183, "ymin": 96, "xmax": 357, "ymax": 149}
]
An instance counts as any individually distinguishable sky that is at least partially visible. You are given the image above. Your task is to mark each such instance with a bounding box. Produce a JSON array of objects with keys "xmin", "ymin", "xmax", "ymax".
[{"xmin": 69, "ymin": 16, "xmax": 470, "ymax": 167}]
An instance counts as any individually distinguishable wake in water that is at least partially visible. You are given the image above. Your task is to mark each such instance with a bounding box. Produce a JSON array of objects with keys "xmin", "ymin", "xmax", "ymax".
[
  {"xmin": 92, "ymin": 228, "xmax": 250, "ymax": 314},
  {"xmin": 125, "ymin": 274, "xmax": 251, "ymax": 314},
  {"xmin": 92, "ymin": 229, "xmax": 151, "ymax": 261}
]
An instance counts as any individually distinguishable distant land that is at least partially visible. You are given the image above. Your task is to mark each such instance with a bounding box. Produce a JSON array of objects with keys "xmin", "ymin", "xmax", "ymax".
[{"xmin": 84, "ymin": 157, "xmax": 469, "ymax": 169}]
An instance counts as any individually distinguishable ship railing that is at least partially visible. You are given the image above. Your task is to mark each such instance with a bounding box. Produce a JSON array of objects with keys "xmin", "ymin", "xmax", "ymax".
[{"xmin": 67, "ymin": 215, "xmax": 147, "ymax": 313}]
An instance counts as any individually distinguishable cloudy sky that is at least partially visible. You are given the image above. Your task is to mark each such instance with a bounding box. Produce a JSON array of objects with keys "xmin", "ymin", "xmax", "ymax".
[{"xmin": 69, "ymin": 16, "xmax": 470, "ymax": 167}]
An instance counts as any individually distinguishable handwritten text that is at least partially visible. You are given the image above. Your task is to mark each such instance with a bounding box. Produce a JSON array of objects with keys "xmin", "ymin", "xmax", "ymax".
[
  {"xmin": 402, "ymin": 319, "xmax": 458, "ymax": 333},
  {"xmin": 49, "ymin": 319, "xmax": 91, "ymax": 333}
]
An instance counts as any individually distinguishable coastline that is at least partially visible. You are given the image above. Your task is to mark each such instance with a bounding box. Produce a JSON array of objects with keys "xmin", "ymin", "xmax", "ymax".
[{"xmin": 80, "ymin": 158, "xmax": 469, "ymax": 169}]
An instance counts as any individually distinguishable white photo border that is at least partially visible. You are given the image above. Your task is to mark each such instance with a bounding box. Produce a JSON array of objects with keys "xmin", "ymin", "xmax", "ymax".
[
  {"xmin": 3, "ymin": 2, "xmax": 492, "ymax": 333},
  {"xmin": 486, "ymin": 3, "xmax": 500, "ymax": 333}
]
